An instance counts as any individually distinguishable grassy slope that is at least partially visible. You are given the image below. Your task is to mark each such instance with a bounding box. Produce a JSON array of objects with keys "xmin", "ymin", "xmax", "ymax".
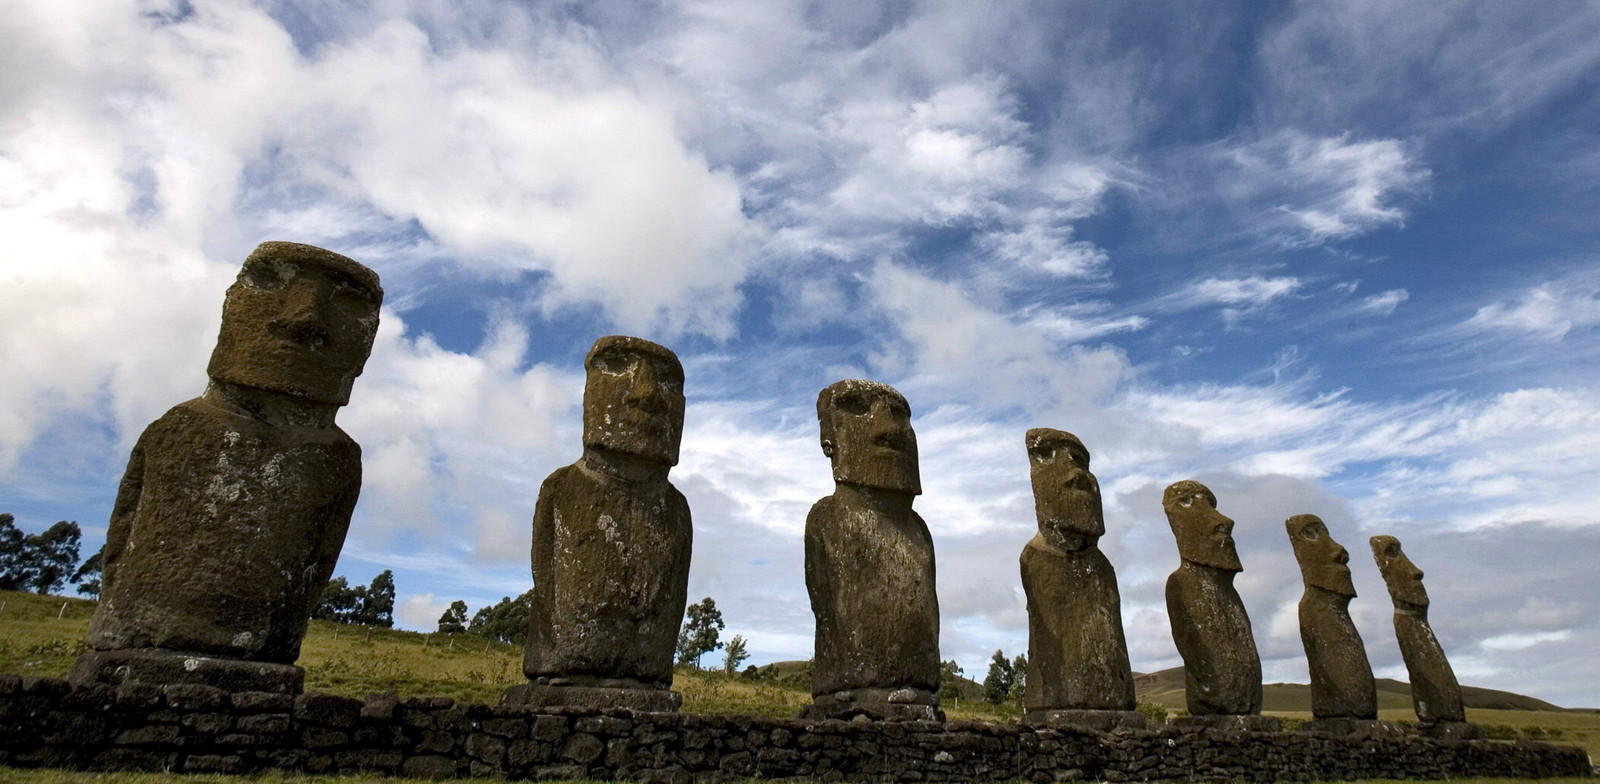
[{"xmin": 3, "ymin": 589, "xmax": 1597, "ymax": 760}]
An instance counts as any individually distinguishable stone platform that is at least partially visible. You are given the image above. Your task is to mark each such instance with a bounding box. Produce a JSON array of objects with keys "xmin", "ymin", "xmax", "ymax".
[{"xmin": 0, "ymin": 674, "xmax": 1590, "ymax": 782}]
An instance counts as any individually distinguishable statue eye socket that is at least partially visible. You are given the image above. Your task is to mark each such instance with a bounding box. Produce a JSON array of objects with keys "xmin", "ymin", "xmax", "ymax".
[
  {"xmin": 1030, "ymin": 446, "xmax": 1054, "ymax": 461},
  {"xmin": 242, "ymin": 259, "xmax": 293, "ymax": 290},
  {"xmin": 331, "ymin": 277, "xmax": 375, "ymax": 312},
  {"xmin": 834, "ymin": 394, "xmax": 869, "ymax": 415},
  {"xmin": 1301, "ymin": 527, "xmax": 1319, "ymax": 540},
  {"xmin": 592, "ymin": 352, "xmax": 631, "ymax": 375}
]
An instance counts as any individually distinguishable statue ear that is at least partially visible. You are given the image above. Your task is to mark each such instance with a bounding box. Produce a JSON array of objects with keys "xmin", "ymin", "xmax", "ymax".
[{"xmin": 821, "ymin": 439, "xmax": 835, "ymax": 458}]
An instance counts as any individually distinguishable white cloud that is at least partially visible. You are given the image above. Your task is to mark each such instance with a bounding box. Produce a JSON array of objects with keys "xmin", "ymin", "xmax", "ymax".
[
  {"xmin": 1467, "ymin": 282, "xmax": 1600, "ymax": 340},
  {"xmin": 1157, "ymin": 276, "xmax": 1304, "ymax": 327},
  {"xmin": 397, "ymin": 592, "xmax": 451, "ymax": 630},
  {"xmin": 1360, "ymin": 288, "xmax": 1408, "ymax": 315},
  {"xmin": 1222, "ymin": 131, "xmax": 1427, "ymax": 246}
]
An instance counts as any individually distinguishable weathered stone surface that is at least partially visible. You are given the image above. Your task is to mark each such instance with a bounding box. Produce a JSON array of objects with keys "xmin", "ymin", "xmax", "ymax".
[
  {"xmin": 1170, "ymin": 714, "xmax": 1282, "ymax": 732},
  {"xmin": 69, "ymin": 651, "xmax": 304, "ymax": 695},
  {"xmin": 76, "ymin": 242, "xmax": 381, "ymax": 691},
  {"xmin": 1163, "ymin": 480, "xmax": 1262, "ymax": 717},
  {"xmin": 516, "ymin": 336, "xmax": 690, "ymax": 709},
  {"xmin": 1019, "ymin": 429, "xmax": 1137, "ymax": 721},
  {"xmin": 1025, "ymin": 709, "xmax": 1146, "ymax": 731},
  {"xmin": 0, "ymin": 680, "xmax": 1592, "ymax": 782},
  {"xmin": 1285, "ymin": 514, "xmax": 1376, "ymax": 720},
  {"xmin": 1370, "ymin": 535, "xmax": 1479, "ymax": 736},
  {"xmin": 502, "ymin": 683, "xmax": 682, "ymax": 713},
  {"xmin": 804, "ymin": 380, "xmax": 941, "ymax": 721}
]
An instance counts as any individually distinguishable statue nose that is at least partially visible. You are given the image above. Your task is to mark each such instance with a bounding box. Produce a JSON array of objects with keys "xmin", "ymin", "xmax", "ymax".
[
  {"xmin": 269, "ymin": 279, "xmax": 334, "ymax": 347},
  {"xmin": 627, "ymin": 361, "xmax": 659, "ymax": 402}
]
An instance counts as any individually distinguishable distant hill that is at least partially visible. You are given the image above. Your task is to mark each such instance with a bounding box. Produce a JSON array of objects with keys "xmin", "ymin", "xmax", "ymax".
[{"xmin": 1134, "ymin": 667, "xmax": 1572, "ymax": 713}]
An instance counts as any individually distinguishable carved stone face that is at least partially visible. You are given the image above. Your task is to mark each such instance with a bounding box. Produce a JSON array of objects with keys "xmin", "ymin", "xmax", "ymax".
[
  {"xmin": 817, "ymin": 379, "xmax": 920, "ymax": 495},
  {"xmin": 207, "ymin": 242, "xmax": 382, "ymax": 406},
  {"xmin": 1370, "ymin": 535, "xmax": 1429, "ymax": 609},
  {"xmin": 1285, "ymin": 514, "xmax": 1355, "ymax": 596},
  {"xmin": 1026, "ymin": 428, "xmax": 1103, "ymax": 551},
  {"xmin": 582, "ymin": 335, "xmax": 685, "ymax": 466},
  {"xmin": 1163, "ymin": 479, "xmax": 1242, "ymax": 571}
]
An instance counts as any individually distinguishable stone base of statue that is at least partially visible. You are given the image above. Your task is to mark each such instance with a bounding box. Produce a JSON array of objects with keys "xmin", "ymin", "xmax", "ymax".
[
  {"xmin": 1024, "ymin": 709, "xmax": 1147, "ymax": 731},
  {"xmin": 799, "ymin": 687, "xmax": 945, "ymax": 722},
  {"xmin": 1300, "ymin": 718, "xmax": 1407, "ymax": 739},
  {"xmin": 69, "ymin": 649, "xmax": 304, "ymax": 694},
  {"xmin": 500, "ymin": 682, "xmax": 682, "ymax": 713},
  {"xmin": 1171, "ymin": 714, "xmax": 1283, "ymax": 733},
  {"xmin": 1421, "ymin": 720, "xmax": 1484, "ymax": 740}
]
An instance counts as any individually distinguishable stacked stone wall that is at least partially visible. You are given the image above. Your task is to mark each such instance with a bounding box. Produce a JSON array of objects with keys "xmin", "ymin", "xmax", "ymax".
[{"xmin": 0, "ymin": 675, "xmax": 1589, "ymax": 782}]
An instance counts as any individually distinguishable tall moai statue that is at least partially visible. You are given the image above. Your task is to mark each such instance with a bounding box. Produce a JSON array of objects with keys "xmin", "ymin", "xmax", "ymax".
[
  {"xmin": 1285, "ymin": 515, "xmax": 1394, "ymax": 737},
  {"xmin": 1370, "ymin": 535, "xmax": 1483, "ymax": 739},
  {"xmin": 1163, "ymin": 480, "xmax": 1279, "ymax": 731},
  {"xmin": 503, "ymin": 336, "xmax": 692, "ymax": 712},
  {"xmin": 802, "ymin": 380, "xmax": 942, "ymax": 721},
  {"xmin": 72, "ymin": 241, "xmax": 382, "ymax": 694},
  {"xmin": 1019, "ymin": 429, "xmax": 1144, "ymax": 730}
]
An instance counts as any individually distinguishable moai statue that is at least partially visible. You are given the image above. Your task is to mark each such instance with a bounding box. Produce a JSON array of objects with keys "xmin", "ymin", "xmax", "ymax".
[
  {"xmin": 72, "ymin": 241, "xmax": 382, "ymax": 693},
  {"xmin": 1019, "ymin": 429, "xmax": 1144, "ymax": 730},
  {"xmin": 1370, "ymin": 535, "xmax": 1483, "ymax": 739},
  {"xmin": 1285, "ymin": 515, "xmax": 1396, "ymax": 737},
  {"xmin": 502, "ymin": 335, "xmax": 692, "ymax": 712},
  {"xmin": 802, "ymin": 380, "xmax": 942, "ymax": 721},
  {"xmin": 1163, "ymin": 480, "xmax": 1279, "ymax": 731}
]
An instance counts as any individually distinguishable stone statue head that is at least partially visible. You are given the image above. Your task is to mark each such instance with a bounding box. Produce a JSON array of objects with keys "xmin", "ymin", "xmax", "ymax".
[
  {"xmin": 582, "ymin": 335, "xmax": 686, "ymax": 466},
  {"xmin": 1163, "ymin": 479, "xmax": 1242, "ymax": 571},
  {"xmin": 817, "ymin": 379, "xmax": 920, "ymax": 495},
  {"xmin": 1285, "ymin": 514, "xmax": 1355, "ymax": 597},
  {"xmin": 1026, "ymin": 428, "xmax": 1103, "ymax": 551},
  {"xmin": 207, "ymin": 241, "xmax": 383, "ymax": 406},
  {"xmin": 1369, "ymin": 535, "xmax": 1429, "ymax": 609}
]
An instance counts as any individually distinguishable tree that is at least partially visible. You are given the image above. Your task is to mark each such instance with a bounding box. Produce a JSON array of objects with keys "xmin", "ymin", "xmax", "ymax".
[
  {"xmin": 0, "ymin": 514, "xmax": 25, "ymax": 591},
  {"xmin": 1008, "ymin": 653, "xmax": 1028, "ymax": 702},
  {"xmin": 312, "ymin": 571, "xmax": 396, "ymax": 626},
  {"xmin": 468, "ymin": 589, "xmax": 534, "ymax": 644},
  {"xmin": 676, "ymin": 596, "xmax": 724, "ymax": 668},
  {"xmin": 73, "ymin": 546, "xmax": 105, "ymax": 597},
  {"xmin": 437, "ymin": 600, "xmax": 468, "ymax": 634},
  {"xmin": 359, "ymin": 570, "xmax": 396, "ymax": 627},
  {"xmin": 312, "ymin": 576, "xmax": 365, "ymax": 623},
  {"xmin": 721, "ymin": 634, "xmax": 750, "ymax": 674},
  {"xmin": 0, "ymin": 516, "xmax": 83, "ymax": 595},
  {"xmin": 938, "ymin": 659, "xmax": 966, "ymax": 704},
  {"xmin": 983, "ymin": 649, "xmax": 1015, "ymax": 704}
]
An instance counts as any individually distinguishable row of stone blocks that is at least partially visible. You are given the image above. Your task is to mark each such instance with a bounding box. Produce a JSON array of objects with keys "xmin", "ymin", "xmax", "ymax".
[{"xmin": 0, "ymin": 675, "xmax": 1589, "ymax": 782}]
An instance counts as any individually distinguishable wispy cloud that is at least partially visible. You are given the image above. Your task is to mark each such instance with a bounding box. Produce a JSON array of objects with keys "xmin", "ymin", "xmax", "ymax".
[
  {"xmin": 1221, "ymin": 131, "xmax": 1428, "ymax": 246},
  {"xmin": 1466, "ymin": 282, "xmax": 1600, "ymax": 340}
]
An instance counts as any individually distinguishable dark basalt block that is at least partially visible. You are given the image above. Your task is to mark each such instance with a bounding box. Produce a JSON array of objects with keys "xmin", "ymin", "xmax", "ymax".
[
  {"xmin": 501, "ymin": 683, "xmax": 683, "ymax": 713},
  {"xmin": 70, "ymin": 648, "xmax": 304, "ymax": 694},
  {"xmin": 1023, "ymin": 708, "xmax": 1147, "ymax": 731}
]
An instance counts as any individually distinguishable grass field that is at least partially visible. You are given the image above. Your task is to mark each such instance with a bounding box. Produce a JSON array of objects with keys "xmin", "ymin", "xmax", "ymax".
[{"xmin": 2, "ymin": 588, "xmax": 1596, "ymax": 782}]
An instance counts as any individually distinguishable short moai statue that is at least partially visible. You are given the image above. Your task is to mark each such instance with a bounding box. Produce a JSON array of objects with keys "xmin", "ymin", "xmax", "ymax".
[
  {"xmin": 1019, "ymin": 429, "xmax": 1144, "ymax": 730},
  {"xmin": 1285, "ymin": 515, "xmax": 1396, "ymax": 737},
  {"xmin": 803, "ymin": 380, "xmax": 942, "ymax": 721},
  {"xmin": 503, "ymin": 336, "xmax": 692, "ymax": 712},
  {"xmin": 1163, "ymin": 480, "xmax": 1279, "ymax": 731},
  {"xmin": 72, "ymin": 241, "xmax": 382, "ymax": 693},
  {"xmin": 1370, "ymin": 535, "xmax": 1483, "ymax": 739}
]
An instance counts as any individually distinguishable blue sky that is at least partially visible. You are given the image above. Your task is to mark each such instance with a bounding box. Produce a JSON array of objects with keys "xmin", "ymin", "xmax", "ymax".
[{"xmin": 4, "ymin": 1, "xmax": 1600, "ymax": 707}]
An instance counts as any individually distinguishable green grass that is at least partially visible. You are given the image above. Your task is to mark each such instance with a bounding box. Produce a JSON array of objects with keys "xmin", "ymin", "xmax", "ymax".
[{"xmin": 3, "ymin": 587, "xmax": 1597, "ymax": 775}]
